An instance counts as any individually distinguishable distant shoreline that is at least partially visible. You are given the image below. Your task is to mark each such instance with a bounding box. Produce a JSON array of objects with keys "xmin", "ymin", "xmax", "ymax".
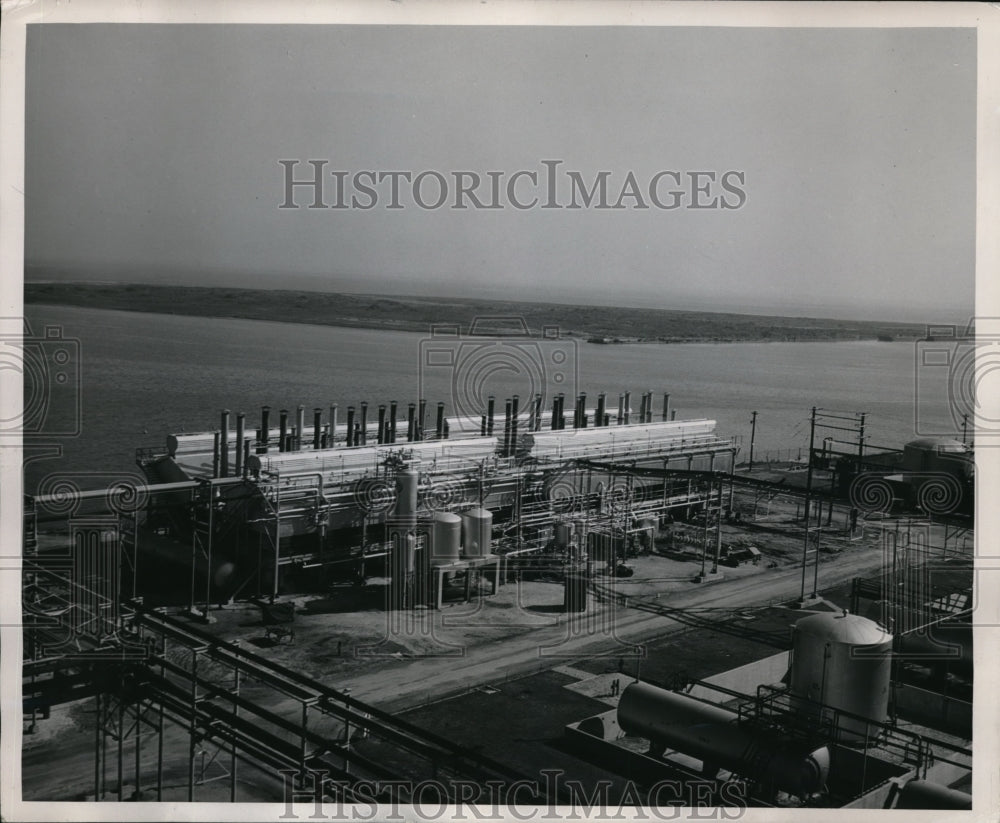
[{"xmin": 24, "ymin": 282, "xmax": 928, "ymax": 344}]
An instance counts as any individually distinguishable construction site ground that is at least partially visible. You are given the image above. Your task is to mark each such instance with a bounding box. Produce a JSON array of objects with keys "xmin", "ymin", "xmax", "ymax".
[{"xmin": 21, "ymin": 474, "xmax": 973, "ymax": 803}]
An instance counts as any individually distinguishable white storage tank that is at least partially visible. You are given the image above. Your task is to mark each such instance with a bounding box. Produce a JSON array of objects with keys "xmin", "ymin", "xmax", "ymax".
[
  {"xmin": 789, "ymin": 610, "xmax": 893, "ymax": 738},
  {"xmin": 461, "ymin": 508, "xmax": 492, "ymax": 558},
  {"xmin": 430, "ymin": 511, "xmax": 462, "ymax": 566}
]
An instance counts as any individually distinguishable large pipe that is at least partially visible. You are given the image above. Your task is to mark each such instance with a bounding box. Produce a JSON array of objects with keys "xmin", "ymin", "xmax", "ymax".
[
  {"xmin": 418, "ymin": 398, "xmax": 426, "ymax": 442},
  {"xmin": 617, "ymin": 394, "xmax": 624, "ymax": 425},
  {"xmin": 345, "ymin": 406, "xmax": 355, "ymax": 447},
  {"xmin": 360, "ymin": 402, "xmax": 368, "ymax": 446},
  {"xmin": 296, "ymin": 405, "xmax": 305, "ymax": 451},
  {"xmin": 596, "ymin": 393, "xmax": 606, "ymax": 428},
  {"xmin": 639, "ymin": 393, "xmax": 647, "ymax": 425},
  {"xmin": 624, "ymin": 391, "xmax": 631, "ymax": 425},
  {"xmin": 617, "ymin": 682, "xmax": 830, "ymax": 797},
  {"xmin": 662, "ymin": 393, "xmax": 670, "ymax": 422},
  {"xmin": 389, "ymin": 401, "xmax": 397, "ymax": 443},
  {"xmin": 329, "ymin": 404, "xmax": 338, "ymax": 447},
  {"xmin": 487, "ymin": 396, "xmax": 495, "ymax": 436},
  {"xmin": 436, "ymin": 402, "xmax": 445, "ymax": 439},
  {"xmin": 557, "ymin": 393, "xmax": 566, "ymax": 430},
  {"xmin": 313, "ymin": 408, "xmax": 323, "ymax": 450},
  {"xmin": 219, "ymin": 410, "xmax": 230, "ymax": 476},
  {"xmin": 235, "ymin": 412, "xmax": 245, "ymax": 477},
  {"xmin": 550, "ymin": 397, "xmax": 559, "ymax": 431},
  {"xmin": 278, "ymin": 410, "xmax": 289, "ymax": 453},
  {"xmin": 407, "ymin": 403, "xmax": 416, "ymax": 442},
  {"xmin": 377, "ymin": 405, "xmax": 387, "ymax": 444},
  {"xmin": 895, "ymin": 780, "xmax": 972, "ymax": 810},
  {"xmin": 534, "ymin": 394, "xmax": 543, "ymax": 432}
]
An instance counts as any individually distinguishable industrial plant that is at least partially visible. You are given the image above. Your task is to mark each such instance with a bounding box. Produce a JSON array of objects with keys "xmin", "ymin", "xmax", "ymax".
[{"xmin": 21, "ymin": 389, "xmax": 974, "ymax": 810}]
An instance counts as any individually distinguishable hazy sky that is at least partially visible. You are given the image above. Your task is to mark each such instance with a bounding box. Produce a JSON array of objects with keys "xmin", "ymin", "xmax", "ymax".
[{"xmin": 25, "ymin": 24, "xmax": 975, "ymax": 321}]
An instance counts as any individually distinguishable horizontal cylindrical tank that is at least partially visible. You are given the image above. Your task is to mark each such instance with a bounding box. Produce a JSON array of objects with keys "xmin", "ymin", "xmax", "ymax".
[
  {"xmin": 789, "ymin": 611, "xmax": 893, "ymax": 739},
  {"xmin": 461, "ymin": 508, "xmax": 492, "ymax": 558},
  {"xmin": 431, "ymin": 512, "xmax": 461, "ymax": 566},
  {"xmin": 617, "ymin": 682, "xmax": 830, "ymax": 797}
]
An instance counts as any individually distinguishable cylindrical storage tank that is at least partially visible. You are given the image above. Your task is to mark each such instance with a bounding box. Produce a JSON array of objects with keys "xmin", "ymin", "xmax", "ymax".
[
  {"xmin": 789, "ymin": 611, "xmax": 893, "ymax": 739},
  {"xmin": 431, "ymin": 512, "xmax": 462, "ymax": 566},
  {"xmin": 461, "ymin": 508, "xmax": 493, "ymax": 558},
  {"xmin": 554, "ymin": 522, "xmax": 573, "ymax": 549},
  {"xmin": 617, "ymin": 682, "xmax": 830, "ymax": 797},
  {"xmin": 394, "ymin": 468, "xmax": 419, "ymax": 519}
]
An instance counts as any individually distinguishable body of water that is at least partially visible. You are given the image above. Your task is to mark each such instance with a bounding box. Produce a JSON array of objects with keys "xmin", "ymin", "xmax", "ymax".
[{"xmin": 23, "ymin": 304, "xmax": 958, "ymax": 493}]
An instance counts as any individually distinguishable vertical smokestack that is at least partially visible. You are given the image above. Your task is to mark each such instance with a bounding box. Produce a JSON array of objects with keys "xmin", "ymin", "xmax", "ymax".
[
  {"xmin": 278, "ymin": 409, "xmax": 289, "ymax": 453},
  {"xmin": 534, "ymin": 394, "xmax": 543, "ymax": 432},
  {"xmin": 360, "ymin": 402, "xmax": 368, "ymax": 446},
  {"xmin": 639, "ymin": 393, "xmax": 647, "ymax": 425},
  {"xmin": 345, "ymin": 406, "xmax": 355, "ymax": 447},
  {"xmin": 436, "ymin": 402, "xmax": 445, "ymax": 439},
  {"xmin": 503, "ymin": 399, "xmax": 512, "ymax": 457},
  {"xmin": 596, "ymin": 393, "xmax": 606, "ymax": 428},
  {"xmin": 617, "ymin": 395, "xmax": 624, "ymax": 425},
  {"xmin": 511, "ymin": 395, "xmax": 519, "ymax": 454},
  {"xmin": 662, "ymin": 393, "xmax": 670, "ymax": 422},
  {"xmin": 296, "ymin": 405, "xmax": 305, "ymax": 451},
  {"xmin": 377, "ymin": 405, "xmax": 386, "ymax": 444},
  {"xmin": 407, "ymin": 403, "xmax": 416, "ymax": 442},
  {"xmin": 261, "ymin": 405, "xmax": 271, "ymax": 452},
  {"xmin": 313, "ymin": 408, "xmax": 323, "ymax": 450},
  {"xmin": 623, "ymin": 392, "xmax": 631, "ymax": 425},
  {"xmin": 242, "ymin": 439, "xmax": 250, "ymax": 476},
  {"xmin": 329, "ymin": 404, "xmax": 338, "ymax": 447},
  {"xmin": 487, "ymin": 396, "xmax": 495, "ymax": 436},
  {"xmin": 390, "ymin": 401, "xmax": 398, "ymax": 443},
  {"xmin": 212, "ymin": 431, "xmax": 221, "ymax": 478},
  {"xmin": 558, "ymin": 393, "xmax": 566, "ymax": 430},
  {"xmin": 219, "ymin": 409, "xmax": 230, "ymax": 476},
  {"xmin": 551, "ymin": 397, "xmax": 559, "ymax": 431},
  {"xmin": 481, "ymin": 414, "xmax": 487, "ymax": 436},
  {"xmin": 418, "ymin": 399, "xmax": 426, "ymax": 442},
  {"xmin": 235, "ymin": 412, "xmax": 245, "ymax": 476}
]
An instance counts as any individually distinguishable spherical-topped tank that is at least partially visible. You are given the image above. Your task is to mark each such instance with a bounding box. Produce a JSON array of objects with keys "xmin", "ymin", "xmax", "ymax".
[
  {"xmin": 461, "ymin": 508, "xmax": 492, "ymax": 558},
  {"xmin": 790, "ymin": 610, "xmax": 893, "ymax": 738},
  {"xmin": 430, "ymin": 511, "xmax": 462, "ymax": 565}
]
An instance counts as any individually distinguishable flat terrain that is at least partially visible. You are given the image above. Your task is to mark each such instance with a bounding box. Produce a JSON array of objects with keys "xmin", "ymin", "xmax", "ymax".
[{"xmin": 24, "ymin": 282, "xmax": 926, "ymax": 343}]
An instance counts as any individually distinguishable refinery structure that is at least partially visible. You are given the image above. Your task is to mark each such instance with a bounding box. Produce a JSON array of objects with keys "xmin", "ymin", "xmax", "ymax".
[{"xmin": 21, "ymin": 389, "xmax": 975, "ymax": 811}]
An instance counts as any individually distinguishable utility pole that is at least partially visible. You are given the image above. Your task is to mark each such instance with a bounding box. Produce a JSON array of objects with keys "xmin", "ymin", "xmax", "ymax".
[
  {"xmin": 800, "ymin": 407, "xmax": 817, "ymax": 603},
  {"xmin": 748, "ymin": 411, "xmax": 758, "ymax": 472}
]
